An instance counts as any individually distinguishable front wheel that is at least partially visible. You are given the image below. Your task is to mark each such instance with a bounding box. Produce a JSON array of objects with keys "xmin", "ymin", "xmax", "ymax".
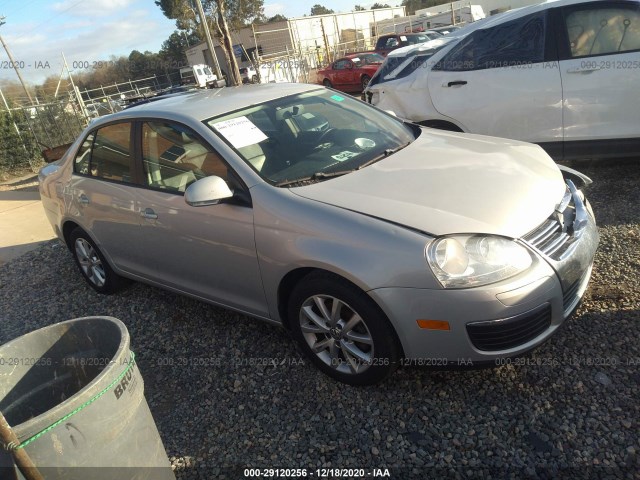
[
  {"xmin": 361, "ymin": 75, "xmax": 371, "ymax": 90},
  {"xmin": 288, "ymin": 273, "xmax": 400, "ymax": 385},
  {"xmin": 322, "ymin": 79, "xmax": 332, "ymax": 88},
  {"xmin": 69, "ymin": 227, "xmax": 128, "ymax": 294}
]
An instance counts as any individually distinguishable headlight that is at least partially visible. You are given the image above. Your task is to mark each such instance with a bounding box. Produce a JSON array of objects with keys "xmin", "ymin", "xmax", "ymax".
[{"xmin": 426, "ymin": 235, "xmax": 533, "ymax": 288}]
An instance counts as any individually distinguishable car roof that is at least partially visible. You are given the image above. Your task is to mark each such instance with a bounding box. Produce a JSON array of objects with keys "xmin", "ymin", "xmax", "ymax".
[{"xmin": 89, "ymin": 83, "xmax": 323, "ymax": 126}]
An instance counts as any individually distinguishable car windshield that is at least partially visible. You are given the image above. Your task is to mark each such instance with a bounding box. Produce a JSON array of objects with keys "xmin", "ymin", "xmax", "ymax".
[
  {"xmin": 368, "ymin": 41, "xmax": 451, "ymax": 87},
  {"xmin": 403, "ymin": 34, "xmax": 432, "ymax": 44},
  {"xmin": 205, "ymin": 89, "xmax": 417, "ymax": 187}
]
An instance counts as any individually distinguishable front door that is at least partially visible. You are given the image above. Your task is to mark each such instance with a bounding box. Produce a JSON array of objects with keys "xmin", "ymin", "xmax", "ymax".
[
  {"xmin": 132, "ymin": 120, "xmax": 268, "ymax": 317},
  {"xmin": 427, "ymin": 11, "xmax": 563, "ymax": 146}
]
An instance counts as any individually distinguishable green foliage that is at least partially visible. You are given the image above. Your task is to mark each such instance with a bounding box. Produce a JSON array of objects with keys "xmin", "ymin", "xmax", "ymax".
[
  {"xmin": 311, "ymin": 4, "xmax": 335, "ymax": 15},
  {"xmin": 401, "ymin": 0, "xmax": 452, "ymax": 15},
  {"xmin": 0, "ymin": 110, "xmax": 38, "ymax": 174},
  {"xmin": 266, "ymin": 14, "xmax": 287, "ymax": 23},
  {"xmin": 371, "ymin": 3, "xmax": 392, "ymax": 8},
  {"xmin": 354, "ymin": 5, "xmax": 366, "ymax": 11}
]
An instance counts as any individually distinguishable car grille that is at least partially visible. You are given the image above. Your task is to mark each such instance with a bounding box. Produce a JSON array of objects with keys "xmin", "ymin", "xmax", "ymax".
[
  {"xmin": 467, "ymin": 305, "xmax": 552, "ymax": 352},
  {"xmin": 522, "ymin": 187, "xmax": 574, "ymax": 260}
]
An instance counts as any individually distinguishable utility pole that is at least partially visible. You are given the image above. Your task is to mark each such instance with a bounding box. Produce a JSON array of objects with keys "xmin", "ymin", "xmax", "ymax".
[
  {"xmin": 192, "ymin": 0, "xmax": 222, "ymax": 80},
  {"xmin": 62, "ymin": 51, "xmax": 89, "ymax": 121},
  {"xmin": 0, "ymin": 17, "xmax": 34, "ymax": 105}
]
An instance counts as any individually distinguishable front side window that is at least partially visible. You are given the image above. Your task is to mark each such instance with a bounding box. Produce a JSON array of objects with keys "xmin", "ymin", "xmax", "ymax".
[
  {"xmin": 90, "ymin": 123, "xmax": 133, "ymax": 182},
  {"xmin": 436, "ymin": 12, "xmax": 547, "ymax": 71},
  {"xmin": 142, "ymin": 121, "xmax": 228, "ymax": 193},
  {"xmin": 564, "ymin": 5, "xmax": 640, "ymax": 57},
  {"xmin": 334, "ymin": 60, "xmax": 350, "ymax": 70},
  {"xmin": 205, "ymin": 89, "xmax": 417, "ymax": 187}
]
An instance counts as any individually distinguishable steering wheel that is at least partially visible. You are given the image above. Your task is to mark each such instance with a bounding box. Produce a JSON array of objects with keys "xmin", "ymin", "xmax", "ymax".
[{"xmin": 316, "ymin": 127, "xmax": 337, "ymax": 146}]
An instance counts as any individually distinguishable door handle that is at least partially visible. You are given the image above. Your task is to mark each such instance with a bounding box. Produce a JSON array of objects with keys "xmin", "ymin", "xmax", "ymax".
[
  {"xmin": 566, "ymin": 66, "xmax": 601, "ymax": 74},
  {"xmin": 78, "ymin": 194, "xmax": 89, "ymax": 205},
  {"xmin": 140, "ymin": 208, "xmax": 158, "ymax": 220},
  {"xmin": 444, "ymin": 80, "xmax": 467, "ymax": 87}
]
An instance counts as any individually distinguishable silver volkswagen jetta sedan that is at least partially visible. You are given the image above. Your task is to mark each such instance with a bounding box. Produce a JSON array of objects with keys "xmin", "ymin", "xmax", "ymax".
[{"xmin": 39, "ymin": 83, "xmax": 598, "ymax": 385}]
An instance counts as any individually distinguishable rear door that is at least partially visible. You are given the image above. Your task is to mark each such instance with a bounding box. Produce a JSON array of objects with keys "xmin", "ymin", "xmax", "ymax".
[
  {"xmin": 427, "ymin": 10, "xmax": 564, "ymax": 149},
  {"xmin": 556, "ymin": 1, "xmax": 640, "ymax": 155},
  {"xmin": 68, "ymin": 121, "xmax": 142, "ymax": 272}
]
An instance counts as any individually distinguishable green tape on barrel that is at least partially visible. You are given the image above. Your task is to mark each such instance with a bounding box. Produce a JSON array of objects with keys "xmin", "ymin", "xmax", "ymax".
[{"xmin": 7, "ymin": 351, "xmax": 136, "ymax": 451}]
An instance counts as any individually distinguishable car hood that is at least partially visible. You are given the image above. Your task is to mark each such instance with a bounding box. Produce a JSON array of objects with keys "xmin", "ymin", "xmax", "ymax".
[{"xmin": 291, "ymin": 129, "xmax": 565, "ymax": 238}]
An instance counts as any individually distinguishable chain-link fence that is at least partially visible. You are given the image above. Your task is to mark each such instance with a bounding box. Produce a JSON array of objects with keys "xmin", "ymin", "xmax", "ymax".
[{"xmin": 0, "ymin": 75, "xmax": 173, "ymax": 177}]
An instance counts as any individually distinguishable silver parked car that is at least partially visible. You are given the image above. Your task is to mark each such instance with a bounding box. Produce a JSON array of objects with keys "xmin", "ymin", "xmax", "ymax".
[{"xmin": 39, "ymin": 84, "xmax": 598, "ymax": 385}]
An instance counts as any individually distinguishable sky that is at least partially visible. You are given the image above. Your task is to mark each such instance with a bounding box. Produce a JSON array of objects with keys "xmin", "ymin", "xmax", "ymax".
[{"xmin": 0, "ymin": 0, "xmax": 394, "ymax": 85}]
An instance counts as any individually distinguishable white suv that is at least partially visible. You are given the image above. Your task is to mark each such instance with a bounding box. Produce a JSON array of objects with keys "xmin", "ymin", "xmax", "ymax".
[{"xmin": 364, "ymin": 0, "xmax": 640, "ymax": 159}]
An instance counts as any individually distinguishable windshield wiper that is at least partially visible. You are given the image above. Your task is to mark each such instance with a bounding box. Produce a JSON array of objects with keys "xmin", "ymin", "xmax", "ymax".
[
  {"xmin": 275, "ymin": 170, "xmax": 353, "ymax": 187},
  {"xmin": 275, "ymin": 142, "xmax": 411, "ymax": 188},
  {"xmin": 355, "ymin": 141, "xmax": 411, "ymax": 171}
]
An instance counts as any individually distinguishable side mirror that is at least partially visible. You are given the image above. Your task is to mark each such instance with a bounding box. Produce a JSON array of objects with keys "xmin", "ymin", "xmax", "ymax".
[{"xmin": 184, "ymin": 175, "xmax": 233, "ymax": 207}]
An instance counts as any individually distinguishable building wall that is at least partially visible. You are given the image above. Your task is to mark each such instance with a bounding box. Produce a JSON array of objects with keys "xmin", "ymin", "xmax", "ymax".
[
  {"xmin": 416, "ymin": 0, "xmax": 542, "ymax": 17},
  {"xmin": 185, "ymin": 7, "xmax": 407, "ymax": 76}
]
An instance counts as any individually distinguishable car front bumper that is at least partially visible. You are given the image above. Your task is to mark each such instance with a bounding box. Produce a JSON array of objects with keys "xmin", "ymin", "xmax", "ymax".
[{"xmin": 369, "ymin": 187, "xmax": 599, "ymax": 364}]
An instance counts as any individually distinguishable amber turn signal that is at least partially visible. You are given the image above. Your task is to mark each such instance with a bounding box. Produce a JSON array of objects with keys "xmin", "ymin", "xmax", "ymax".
[{"xmin": 416, "ymin": 319, "xmax": 450, "ymax": 331}]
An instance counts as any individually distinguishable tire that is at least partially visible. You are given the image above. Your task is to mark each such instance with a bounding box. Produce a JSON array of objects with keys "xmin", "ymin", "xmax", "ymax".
[
  {"xmin": 288, "ymin": 272, "xmax": 400, "ymax": 385},
  {"xmin": 361, "ymin": 75, "xmax": 371, "ymax": 90},
  {"xmin": 69, "ymin": 227, "xmax": 128, "ymax": 294},
  {"xmin": 251, "ymin": 75, "xmax": 259, "ymax": 84},
  {"xmin": 322, "ymin": 79, "xmax": 332, "ymax": 88}
]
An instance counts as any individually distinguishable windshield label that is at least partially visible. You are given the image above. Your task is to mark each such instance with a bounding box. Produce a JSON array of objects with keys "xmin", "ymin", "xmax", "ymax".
[
  {"xmin": 212, "ymin": 116, "xmax": 268, "ymax": 149},
  {"xmin": 331, "ymin": 150, "xmax": 359, "ymax": 162},
  {"xmin": 330, "ymin": 94, "xmax": 345, "ymax": 102}
]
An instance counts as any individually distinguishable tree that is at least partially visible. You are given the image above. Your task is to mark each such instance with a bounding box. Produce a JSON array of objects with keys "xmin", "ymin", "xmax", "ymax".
[
  {"xmin": 371, "ymin": 3, "xmax": 391, "ymax": 8},
  {"xmin": 155, "ymin": 0, "xmax": 265, "ymax": 86},
  {"xmin": 401, "ymin": 0, "xmax": 449, "ymax": 15},
  {"xmin": 267, "ymin": 14, "xmax": 287, "ymax": 22},
  {"xmin": 354, "ymin": 5, "xmax": 365, "ymax": 10},
  {"xmin": 160, "ymin": 30, "xmax": 201, "ymax": 69},
  {"xmin": 310, "ymin": 4, "xmax": 334, "ymax": 15}
]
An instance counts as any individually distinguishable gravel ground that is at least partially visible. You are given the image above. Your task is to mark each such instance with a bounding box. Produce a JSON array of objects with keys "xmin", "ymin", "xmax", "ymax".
[{"xmin": 1, "ymin": 159, "xmax": 639, "ymax": 479}]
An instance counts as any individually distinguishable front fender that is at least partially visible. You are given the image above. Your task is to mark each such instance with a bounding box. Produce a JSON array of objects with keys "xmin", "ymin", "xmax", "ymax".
[{"xmin": 251, "ymin": 184, "xmax": 441, "ymax": 322}]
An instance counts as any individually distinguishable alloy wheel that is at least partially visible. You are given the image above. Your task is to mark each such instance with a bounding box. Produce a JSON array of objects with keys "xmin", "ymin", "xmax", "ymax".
[
  {"xmin": 299, "ymin": 295, "xmax": 374, "ymax": 375},
  {"xmin": 75, "ymin": 238, "xmax": 106, "ymax": 287}
]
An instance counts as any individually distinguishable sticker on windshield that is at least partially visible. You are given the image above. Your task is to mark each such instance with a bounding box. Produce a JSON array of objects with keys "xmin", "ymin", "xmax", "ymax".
[
  {"xmin": 400, "ymin": 35, "xmax": 407, "ymax": 41},
  {"xmin": 331, "ymin": 150, "xmax": 359, "ymax": 162},
  {"xmin": 212, "ymin": 116, "xmax": 268, "ymax": 149},
  {"xmin": 330, "ymin": 94, "xmax": 344, "ymax": 102}
]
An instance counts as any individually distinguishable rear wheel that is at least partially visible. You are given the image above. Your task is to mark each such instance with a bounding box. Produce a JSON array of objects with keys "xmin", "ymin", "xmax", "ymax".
[
  {"xmin": 361, "ymin": 75, "xmax": 371, "ymax": 90},
  {"xmin": 288, "ymin": 272, "xmax": 400, "ymax": 385},
  {"xmin": 323, "ymin": 79, "xmax": 332, "ymax": 88},
  {"xmin": 69, "ymin": 227, "xmax": 128, "ymax": 294}
]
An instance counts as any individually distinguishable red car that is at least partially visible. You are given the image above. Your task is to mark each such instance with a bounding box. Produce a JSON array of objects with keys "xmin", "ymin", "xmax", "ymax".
[{"xmin": 317, "ymin": 53, "xmax": 384, "ymax": 92}]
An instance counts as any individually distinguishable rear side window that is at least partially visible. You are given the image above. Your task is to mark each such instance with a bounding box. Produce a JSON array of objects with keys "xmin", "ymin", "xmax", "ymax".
[
  {"xmin": 564, "ymin": 5, "xmax": 640, "ymax": 57},
  {"xmin": 436, "ymin": 12, "xmax": 547, "ymax": 71},
  {"xmin": 73, "ymin": 133, "xmax": 94, "ymax": 175},
  {"xmin": 90, "ymin": 123, "xmax": 133, "ymax": 182},
  {"xmin": 73, "ymin": 122, "xmax": 133, "ymax": 183}
]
